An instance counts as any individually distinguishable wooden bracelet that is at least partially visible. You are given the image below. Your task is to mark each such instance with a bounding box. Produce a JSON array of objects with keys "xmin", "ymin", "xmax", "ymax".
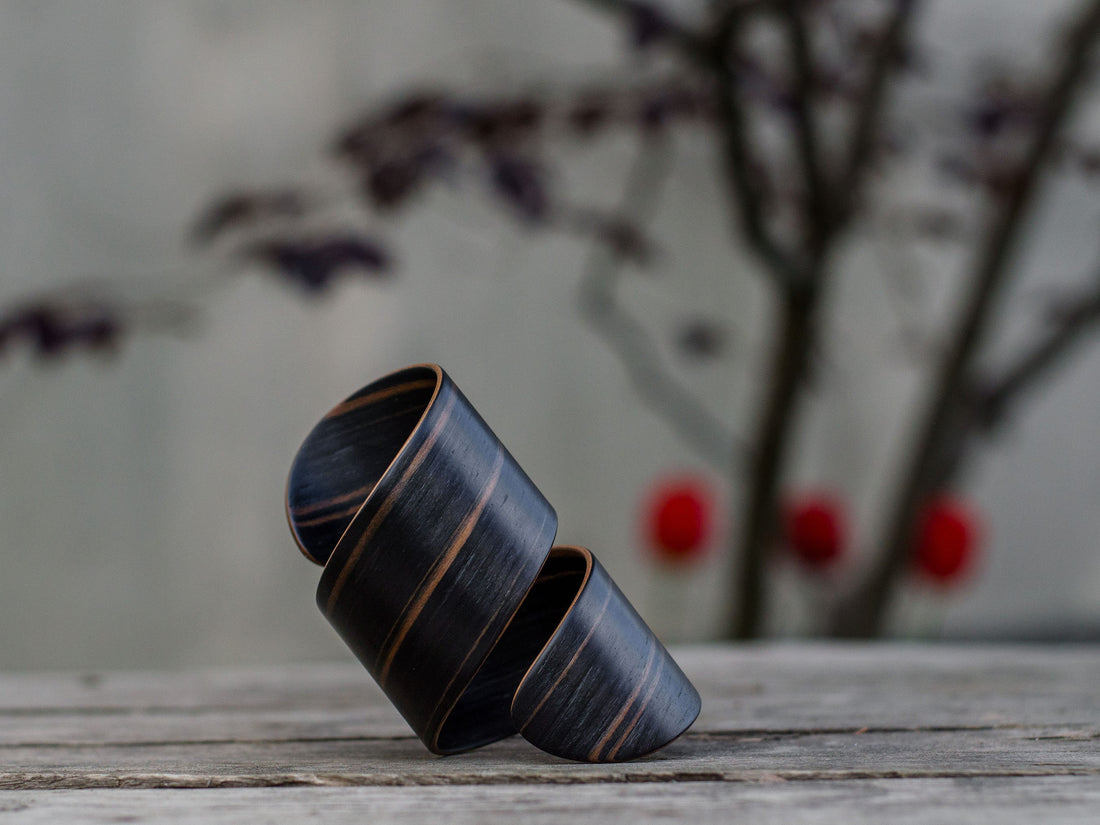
[{"xmin": 286, "ymin": 364, "xmax": 700, "ymax": 762}]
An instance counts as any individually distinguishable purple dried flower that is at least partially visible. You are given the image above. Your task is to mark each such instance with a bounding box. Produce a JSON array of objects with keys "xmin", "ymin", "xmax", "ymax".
[
  {"xmin": 332, "ymin": 122, "xmax": 380, "ymax": 166},
  {"xmin": 591, "ymin": 216, "xmax": 655, "ymax": 265},
  {"xmin": 24, "ymin": 309, "xmax": 67, "ymax": 358},
  {"xmin": 967, "ymin": 100, "xmax": 1011, "ymax": 139},
  {"xmin": 568, "ymin": 95, "xmax": 613, "ymax": 137},
  {"xmin": 190, "ymin": 189, "xmax": 308, "ymax": 245},
  {"xmin": 678, "ymin": 320, "xmax": 727, "ymax": 359},
  {"xmin": 362, "ymin": 144, "xmax": 454, "ymax": 211},
  {"xmin": 246, "ymin": 235, "xmax": 392, "ymax": 294},
  {"xmin": 964, "ymin": 78, "xmax": 1040, "ymax": 142},
  {"xmin": 489, "ymin": 155, "xmax": 550, "ymax": 222},
  {"xmin": 78, "ymin": 315, "xmax": 123, "ymax": 352},
  {"xmin": 640, "ymin": 94, "xmax": 671, "ymax": 133},
  {"xmin": 0, "ymin": 303, "xmax": 123, "ymax": 359},
  {"xmin": 382, "ymin": 92, "xmax": 447, "ymax": 128},
  {"xmin": 458, "ymin": 98, "xmax": 545, "ymax": 147},
  {"xmin": 333, "ymin": 91, "xmax": 449, "ymax": 167},
  {"xmin": 625, "ymin": 2, "xmax": 673, "ymax": 51},
  {"xmin": 365, "ymin": 158, "xmax": 425, "ymax": 210}
]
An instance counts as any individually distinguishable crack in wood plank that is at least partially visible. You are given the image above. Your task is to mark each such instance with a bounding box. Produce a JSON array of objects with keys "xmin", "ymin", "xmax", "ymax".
[
  {"xmin": 4, "ymin": 766, "xmax": 1100, "ymax": 791},
  {"xmin": 5, "ymin": 778, "xmax": 1100, "ymax": 825},
  {"xmin": 1, "ymin": 723, "xmax": 1094, "ymax": 751}
]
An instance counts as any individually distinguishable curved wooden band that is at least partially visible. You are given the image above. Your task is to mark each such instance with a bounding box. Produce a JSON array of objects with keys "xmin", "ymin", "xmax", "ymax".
[{"xmin": 286, "ymin": 364, "xmax": 699, "ymax": 762}]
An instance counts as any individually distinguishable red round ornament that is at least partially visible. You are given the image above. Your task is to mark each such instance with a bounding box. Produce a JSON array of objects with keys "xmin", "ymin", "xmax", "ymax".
[
  {"xmin": 783, "ymin": 492, "xmax": 847, "ymax": 569},
  {"xmin": 913, "ymin": 496, "xmax": 980, "ymax": 585},
  {"xmin": 643, "ymin": 477, "xmax": 714, "ymax": 565}
]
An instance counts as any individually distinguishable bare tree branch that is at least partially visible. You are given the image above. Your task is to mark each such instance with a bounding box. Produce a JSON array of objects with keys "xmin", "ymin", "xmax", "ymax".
[
  {"xmin": 897, "ymin": 275, "xmax": 1100, "ymax": 508},
  {"xmin": 708, "ymin": 1, "xmax": 828, "ymax": 638},
  {"xmin": 709, "ymin": 5, "xmax": 806, "ymax": 288},
  {"xmin": 831, "ymin": 0, "xmax": 1100, "ymax": 638},
  {"xmin": 578, "ymin": 138, "xmax": 742, "ymax": 465},
  {"xmin": 974, "ymin": 280, "xmax": 1100, "ymax": 429},
  {"xmin": 836, "ymin": 0, "xmax": 920, "ymax": 226},
  {"xmin": 777, "ymin": 0, "xmax": 832, "ymax": 247}
]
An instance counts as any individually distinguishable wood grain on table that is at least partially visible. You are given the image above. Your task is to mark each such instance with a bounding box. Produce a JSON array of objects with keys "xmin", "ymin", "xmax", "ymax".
[{"xmin": 1, "ymin": 644, "xmax": 1097, "ymax": 823}]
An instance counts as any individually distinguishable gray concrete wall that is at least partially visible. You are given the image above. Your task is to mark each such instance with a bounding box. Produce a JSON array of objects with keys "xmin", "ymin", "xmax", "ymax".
[{"xmin": 0, "ymin": 0, "xmax": 1097, "ymax": 670}]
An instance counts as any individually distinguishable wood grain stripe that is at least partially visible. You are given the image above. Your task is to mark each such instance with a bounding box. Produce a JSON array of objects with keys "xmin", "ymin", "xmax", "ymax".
[
  {"xmin": 324, "ymin": 391, "xmax": 457, "ymax": 614},
  {"xmin": 324, "ymin": 379, "xmax": 435, "ymax": 420},
  {"xmin": 377, "ymin": 445, "xmax": 507, "ymax": 686},
  {"xmin": 292, "ymin": 501, "xmax": 365, "ymax": 529},
  {"xmin": 289, "ymin": 484, "xmax": 373, "ymax": 518},
  {"xmin": 426, "ymin": 505, "xmax": 555, "ymax": 741},
  {"xmin": 605, "ymin": 643, "xmax": 664, "ymax": 761},
  {"xmin": 587, "ymin": 638, "xmax": 658, "ymax": 761},
  {"xmin": 518, "ymin": 587, "xmax": 613, "ymax": 733},
  {"xmin": 290, "ymin": 402, "xmax": 430, "ymax": 519}
]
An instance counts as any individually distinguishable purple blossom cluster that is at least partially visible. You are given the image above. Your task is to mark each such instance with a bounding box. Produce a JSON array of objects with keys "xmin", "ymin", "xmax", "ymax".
[
  {"xmin": 330, "ymin": 81, "xmax": 713, "ymax": 220},
  {"xmin": 242, "ymin": 235, "xmax": 392, "ymax": 295},
  {"xmin": 8, "ymin": 0, "xmax": 1100, "ymax": 368},
  {"xmin": 183, "ymin": 77, "xmax": 715, "ymax": 308},
  {"xmin": 0, "ymin": 302, "xmax": 120, "ymax": 360}
]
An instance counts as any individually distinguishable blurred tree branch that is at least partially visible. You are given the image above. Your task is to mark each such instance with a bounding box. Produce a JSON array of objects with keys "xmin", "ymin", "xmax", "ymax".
[
  {"xmin": 709, "ymin": 6, "xmax": 805, "ymax": 287},
  {"xmin": 780, "ymin": 0, "xmax": 831, "ymax": 242},
  {"xmin": 831, "ymin": 0, "xmax": 1100, "ymax": 636},
  {"xmin": 975, "ymin": 281, "xmax": 1100, "ymax": 430},
  {"xmin": 836, "ymin": 0, "xmax": 917, "ymax": 222},
  {"xmin": 924, "ymin": 274, "xmax": 1100, "ymax": 492},
  {"xmin": 570, "ymin": 0, "xmax": 709, "ymax": 58},
  {"xmin": 577, "ymin": 137, "xmax": 741, "ymax": 464},
  {"xmin": 716, "ymin": 0, "xmax": 918, "ymax": 638}
]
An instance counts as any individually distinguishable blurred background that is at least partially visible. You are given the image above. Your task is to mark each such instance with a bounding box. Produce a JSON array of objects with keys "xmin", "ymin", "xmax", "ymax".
[{"xmin": 1, "ymin": 0, "xmax": 1099, "ymax": 671}]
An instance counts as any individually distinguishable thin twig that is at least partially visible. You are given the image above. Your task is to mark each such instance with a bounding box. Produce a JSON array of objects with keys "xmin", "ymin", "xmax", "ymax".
[
  {"xmin": 577, "ymin": 137, "xmax": 741, "ymax": 465},
  {"xmin": 975, "ymin": 283, "xmax": 1100, "ymax": 429},
  {"xmin": 836, "ymin": 0, "xmax": 919, "ymax": 226},
  {"xmin": 571, "ymin": 0, "xmax": 811, "ymax": 287},
  {"xmin": 568, "ymin": 0, "xmax": 775, "ymax": 63},
  {"xmin": 710, "ymin": 5, "xmax": 806, "ymax": 287},
  {"xmin": 566, "ymin": 0, "xmax": 710, "ymax": 60},
  {"xmin": 920, "ymin": 279, "xmax": 1100, "ymax": 492},
  {"xmin": 777, "ymin": 0, "xmax": 832, "ymax": 247}
]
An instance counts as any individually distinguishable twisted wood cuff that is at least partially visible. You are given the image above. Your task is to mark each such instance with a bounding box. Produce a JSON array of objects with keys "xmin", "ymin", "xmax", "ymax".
[{"xmin": 286, "ymin": 364, "xmax": 700, "ymax": 762}]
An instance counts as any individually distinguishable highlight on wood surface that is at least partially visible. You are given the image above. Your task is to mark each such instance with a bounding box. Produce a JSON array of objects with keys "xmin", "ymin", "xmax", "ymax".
[{"xmin": 285, "ymin": 363, "xmax": 700, "ymax": 762}]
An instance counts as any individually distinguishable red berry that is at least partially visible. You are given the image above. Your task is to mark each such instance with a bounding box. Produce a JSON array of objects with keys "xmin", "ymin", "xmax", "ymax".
[
  {"xmin": 914, "ymin": 496, "xmax": 980, "ymax": 584},
  {"xmin": 644, "ymin": 477, "xmax": 714, "ymax": 565},
  {"xmin": 784, "ymin": 493, "xmax": 847, "ymax": 569}
]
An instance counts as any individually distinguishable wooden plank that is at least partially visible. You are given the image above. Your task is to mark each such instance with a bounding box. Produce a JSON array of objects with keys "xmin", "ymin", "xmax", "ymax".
[
  {"xmin": 1, "ymin": 644, "xmax": 1097, "ymax": 823},
  {"xmin": 0, "ymin": 708, "xmax": 407, "ymax": 748},
  {"xmin": 1, "ymin": 726, "xmax": 1097, "ymax": 790},
  {"xmin": 2, "ymin": 644, "xmax": 1095, "ymax": 746},
  {"xmin": 0, "ymin": 662, "xmax": 387, "ymax": 713},
  {"xmin": 680, "ymin": 643, "xmax": 1100, "ymax": 732},
  {"xmin": 2, "ymin": 777, "xmax": 1100, "ymax": 824}
]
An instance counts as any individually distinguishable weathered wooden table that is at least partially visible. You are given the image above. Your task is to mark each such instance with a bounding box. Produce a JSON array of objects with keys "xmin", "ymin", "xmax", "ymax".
[{"xmin": 1, "ymin": 644, "xmax": 1097, "ymax": 822}]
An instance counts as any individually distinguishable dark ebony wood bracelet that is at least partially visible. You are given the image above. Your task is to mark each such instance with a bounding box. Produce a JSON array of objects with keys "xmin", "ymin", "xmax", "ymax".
[{"xmin": 286, "ymin": 364, "xmax": 700, "ymax": 762}]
